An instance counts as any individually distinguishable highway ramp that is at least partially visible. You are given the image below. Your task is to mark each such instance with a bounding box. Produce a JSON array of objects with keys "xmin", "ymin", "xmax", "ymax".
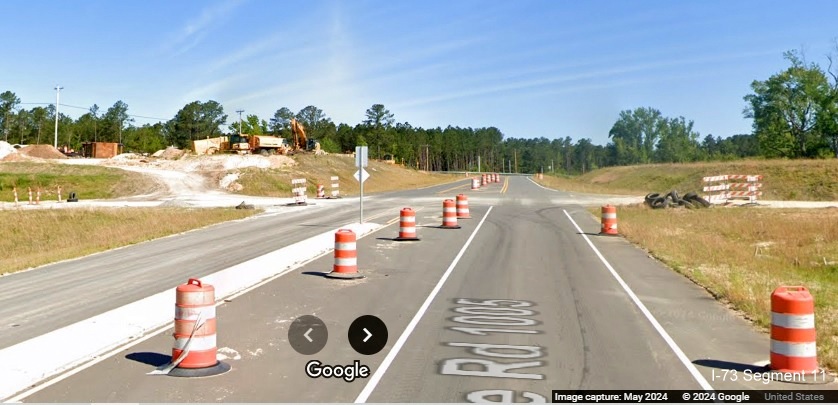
[{"xmin": 5, "ymin": 176, "xmax": 836, "ymax": 402}]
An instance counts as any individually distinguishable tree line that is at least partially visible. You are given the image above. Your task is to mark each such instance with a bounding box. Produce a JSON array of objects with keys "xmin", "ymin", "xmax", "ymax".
[{"xmin": 1, "ymin": 47, "xmax": 835, "ymax": 172}]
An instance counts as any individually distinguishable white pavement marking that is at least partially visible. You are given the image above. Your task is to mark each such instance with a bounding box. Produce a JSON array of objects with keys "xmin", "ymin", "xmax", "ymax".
[
  {"xmin": 354, "ymin": 206, "xmax": 494, "ymax": 403},
  {"xmin": 561, "ymin": 209, "xmax": 714, "ymax": 391},
  {"xmin": 527, "ymin": 176, "xmax": 552, "ymax": 191},
  {"xmin": 0, "ymin": 222, "xmax": 383, "ymax": 403}
]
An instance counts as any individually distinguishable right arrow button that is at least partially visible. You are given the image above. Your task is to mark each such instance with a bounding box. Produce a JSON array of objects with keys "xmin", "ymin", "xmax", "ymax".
[{"xmin": 348, "ymin": 315, "xmax": 388, "ymax": 355}]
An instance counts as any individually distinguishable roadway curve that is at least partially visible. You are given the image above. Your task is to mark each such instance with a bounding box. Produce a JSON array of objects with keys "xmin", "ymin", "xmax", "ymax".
[{"xmin": 5, "ymin": 176, "xmax": 836, "ymax": 402}]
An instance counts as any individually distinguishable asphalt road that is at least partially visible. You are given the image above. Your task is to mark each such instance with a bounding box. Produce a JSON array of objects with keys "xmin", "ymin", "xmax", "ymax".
[
  {"xmin": 0, "ymin": 178, "xmax": 473, "ymax": 349},
  {"xmin": 10, "ymin": 176, "xmax": 838, "ymax": 402}
]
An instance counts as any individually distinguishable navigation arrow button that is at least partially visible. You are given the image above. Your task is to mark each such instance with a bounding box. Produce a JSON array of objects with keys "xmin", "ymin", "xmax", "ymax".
[
  {"xmin": 348, "ymin": 315, "xmax": 388, "ymax": 355},
  {"xmin": 288, "ymin": 315, "xmax": 328, "ymax": 355}
]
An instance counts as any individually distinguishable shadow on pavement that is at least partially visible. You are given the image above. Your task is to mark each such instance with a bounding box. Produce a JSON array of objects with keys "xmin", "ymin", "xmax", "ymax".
[
  {"xmin": 126, "ymin": 352, "xmax": 170, "ymax": 367},
  {"xmin": 693, "ymin": 359, "xmax": 768, "ymax": 373},
  {"xmin": 301, "ymin": 271, "xmax": 328, "ymax": 277},
  {"xmin": 576, "ymin": 232, "xmax": 619, "ymax": 237}
]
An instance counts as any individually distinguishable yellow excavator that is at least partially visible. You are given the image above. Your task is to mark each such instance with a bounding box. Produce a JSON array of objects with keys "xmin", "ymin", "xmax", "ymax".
[
  {"xmin": 290, "ymin": 118, "xmax": 321, "ymax": 153},
  {"xmin": 290, "ymin": 118, "xmax": 307, "ymax": 151}
]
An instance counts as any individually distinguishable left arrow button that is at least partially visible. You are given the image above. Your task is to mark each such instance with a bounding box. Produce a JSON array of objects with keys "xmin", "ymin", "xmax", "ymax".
[{"xmin": 289, "ymin": 315, "xmax": 328, "ymax": 355}]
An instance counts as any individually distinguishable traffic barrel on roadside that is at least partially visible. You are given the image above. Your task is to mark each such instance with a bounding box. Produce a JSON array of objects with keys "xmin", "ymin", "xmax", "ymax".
[
  {"xmin": 600, "ymin": 205, "xmax": 618, "ymax": 235},
  {"xmin": 35, "ymin": 188, "xmax": 40, "ymax": 205},
  {"xmin": 471, "ymin": 178, "xmax": 480, "ymax": 190},
  {"xmin": 326, "ymin": 229, "xmax": 364, "ymax": 279},
  {"xmin": 456, "ymin": 194, "xmax": 470, "ymax": 219},
  {"xmin": 769, "ymin": 286, "xmax": 825, "ymax": 381},
  {"xmin": 440, "ymin": 199, "xmax": 461, "ymax": 229},
  {"xmin": 169, "ymin": 278, "xmax": 230, "ymax": 377},
  {"xmin": 481, "ymin": 174, "xmax": 488, "ymax": 187},
  {"xmin": 394, "ymin": 208, "xmax": 420, "ymax": 241},
  {"xmin": 28, "ymin": 187, "xmax": 33, "ymax": 205}
]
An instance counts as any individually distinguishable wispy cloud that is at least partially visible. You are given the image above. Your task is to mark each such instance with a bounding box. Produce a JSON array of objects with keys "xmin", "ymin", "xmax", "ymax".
[
  {"xmin": 162, "ymin": 0, "xmax": 245, "ymax": 57},
  {"xmin": 391, "ymin": 49, "xmax": 784, "ymax": 109}
]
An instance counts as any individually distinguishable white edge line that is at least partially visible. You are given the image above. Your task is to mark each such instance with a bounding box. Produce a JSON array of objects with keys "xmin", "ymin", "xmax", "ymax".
[
  {"xmin": 527, "ymin": 176, "xmax": 553, "ymax": 191},
  {"xmin": 4, "ymin": 223, "xmax": 384, "ymax": 404},
  {"xmin": 354, "ymin": 206, "xmax": 494, "ymax": 403},
  {"xmin": 561, "ymin": 209, "xmax": 714, "ymax": 391}
]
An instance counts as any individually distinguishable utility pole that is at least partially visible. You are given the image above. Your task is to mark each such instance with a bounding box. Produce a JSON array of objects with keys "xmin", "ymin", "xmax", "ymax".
[
  {"xmin": 478, "ymin": 155, "xmax": 481, "ymax": 173},
  {"xmin": 236, "ymin": 110, "xmax": 244, "ymax": 135},
  {"xmin": 54, "ymin": 85, "xmax": 63, "ymax": 148},
  {"xmin": 514, "ymin": 150, "xmax": 517, "ymax": 173}
]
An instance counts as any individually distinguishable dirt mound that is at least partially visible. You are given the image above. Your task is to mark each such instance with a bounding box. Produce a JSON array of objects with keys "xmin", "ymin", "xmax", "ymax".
[
  {"xmin": 1, "ymin": 152, "xmax": 39, "ymax": 162},
  {"xmin": 18, "ymin": 144, "xmax": 68, "ymax": 159},
  {"xmin": 161, "ymin": 147, "xmax": 185, "ymax": 160},
  {"xmin": 268, "ymin": 155, "xmax": 296, "ymax": 168},
  {"xmin": 111, "ymin": 153, "xmax": 142, "ymax": 161}
]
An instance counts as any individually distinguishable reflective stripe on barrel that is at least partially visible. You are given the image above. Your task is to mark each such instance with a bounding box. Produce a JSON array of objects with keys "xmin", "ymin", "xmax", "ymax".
[
  {"xmin": 443, "ymin": 199, "xmax": 458, "ymax": 227},
  {"xmin": 399, "ymin": 208, "xmax": 418, "ymax": 238},
  {"xmin": 600, "ymin": 205, "xmax": 618, "ymax": 235},
  {"xmin": 173, "ymin": 278, "xmax": 217, "ymax": 369},
  {"xmin": 333, "ymin": 229, "xmax": 358, "ymax": 273},
  {"xmin": 456, "ymin": 194, "xmax": 470, "ymax": 219},
  {"xmin": 770, "ymin": 286, "xmax": 819, "ymax": 373}
]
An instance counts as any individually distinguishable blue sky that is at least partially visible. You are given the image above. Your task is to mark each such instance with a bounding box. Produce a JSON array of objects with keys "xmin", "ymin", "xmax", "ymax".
[{"xmin": 1, "ymin": 0, "xmax": 837, "ymax": 145}]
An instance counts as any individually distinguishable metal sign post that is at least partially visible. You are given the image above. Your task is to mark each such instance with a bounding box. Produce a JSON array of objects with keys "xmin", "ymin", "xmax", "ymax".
[{"xmin": 355, "ymin": 146, "xmax": 369, "ymax": 224}]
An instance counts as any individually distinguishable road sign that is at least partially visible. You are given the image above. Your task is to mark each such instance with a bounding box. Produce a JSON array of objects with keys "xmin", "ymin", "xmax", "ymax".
[
  {"xmin": 355, "ymin": 146, "xmax": 368, "ymax": 168},
  {"xmin": 354, "ymin": 169, "xmax": 370, "ymax": 183}
]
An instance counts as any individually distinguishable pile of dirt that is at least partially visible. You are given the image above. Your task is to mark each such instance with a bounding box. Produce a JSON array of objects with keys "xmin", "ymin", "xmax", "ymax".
[
  {"xmin": 160, "ymin": 147, "xmax": 185, "ymax": 160},
  {"xmin": 1, "ymin": 152, "xmax": 39, "ymax": 162},
  {"xmin": 267, "ymin": 155, "xmax": 296, "ymax": 168},
  {"xmin": 0, "ymin": 141, "xmax": 15, "ymax": 160},
  {"xmin": 111, "ymin": 153, "xmax": 142, "ymax": 161},
  {"xmin": 18, "ymin": 144, "xmax": 68, "ymax": 159}
]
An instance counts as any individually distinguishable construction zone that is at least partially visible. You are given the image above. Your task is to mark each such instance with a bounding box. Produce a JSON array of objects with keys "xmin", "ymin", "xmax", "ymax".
[{"xmin": 2, "ymin": 129, "xmax": 838, "ymax": 403}]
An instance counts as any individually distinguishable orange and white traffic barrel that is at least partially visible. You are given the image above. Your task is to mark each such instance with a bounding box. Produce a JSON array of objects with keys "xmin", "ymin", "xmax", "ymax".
[
  {"xmin": 600, "ymin": 205, "xmax": 618, "ymax": 235},
  {"xmin": 167, "ymin": 278, "xmax": 230, "ymax": 377},
  {"xmin": 456, "ymin": 194, "xmax": 470, "ymax": 219},
  {"xmin": 493, "ymin": 173, "xmax": 498, "ymax": 183},
  {"xmin": 36, "ymin": 188, "xmax": 41, "ymax": 205},
  {"xmin": 769, "ymin": 286, "xmax": 826, "ymax": 381},
  {"xmin": 440, "ymin": 199, "xmax": 461, "ymax": 229},
  {"xmin": 472, "ymin": 178, "xmax": 480, "ymax": 190},
  {"xmin": 327, "ymin": 229, "xmax": 364, "ymax": 279},
  {"xmin": 394, "ymin": 207, "xmax": 420, "ymax": 241},
  {"xmin": 481, "ymin": 174, "xmax": 488, "ymax": 187},
  {"xmin": 28, "ymin": 187, "xmax": 33, "ymax": 205}
]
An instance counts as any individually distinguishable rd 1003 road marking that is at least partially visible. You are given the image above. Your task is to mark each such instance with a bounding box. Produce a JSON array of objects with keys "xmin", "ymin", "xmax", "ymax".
[{"xmin": 442, "ymin": 298, "xmax": 547, "ymax": 403}]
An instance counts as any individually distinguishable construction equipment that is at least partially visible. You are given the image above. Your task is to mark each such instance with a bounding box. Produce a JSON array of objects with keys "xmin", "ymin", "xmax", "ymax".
[
  {"xmin": 290, "ymin": 118, "xmax": 308, "ymax": 151},
  {"xmin": 195, "ymin": 134, "xmax": 289, "ymax": 155},
  {"xmin": 245, "ymin": 134, "xmax": 289, "ymax": 155}
]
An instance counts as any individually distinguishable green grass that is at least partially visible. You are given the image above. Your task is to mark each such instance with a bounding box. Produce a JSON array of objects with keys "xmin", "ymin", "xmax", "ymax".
[
  {"xmin": 537, "ymin": 159, "xmax": 838, "ymax": 201},
  {"xmin": 0, "ymin": 162, "xmax": 158, "ymax": 201},
  {"xmin": 0, "ymin": 207, "xmax": 258, "ymax": 274},
  {"xmin": 591, "ymin": 205, "xmax": 838, "ymax": 371},
  {"xmin": 235, "ymin": 154, "xmax": 460, "ymax": 197}
]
